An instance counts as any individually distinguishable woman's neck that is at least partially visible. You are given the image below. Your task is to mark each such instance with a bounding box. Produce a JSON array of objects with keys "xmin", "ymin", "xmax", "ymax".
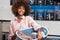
[
  {"xmin": 17, "ymin": 15, "xmax": 23, "ymax": 23},
  {"xmin": 17, "ymin": 15, "xmax": 23, "ymax": 19}
]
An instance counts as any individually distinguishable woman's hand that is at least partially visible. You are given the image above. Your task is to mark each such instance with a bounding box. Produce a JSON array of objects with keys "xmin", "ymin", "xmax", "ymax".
[
  {"xmin": 38, "ymin": 32, "xmax": 43, "ymax": 40},
  {"xmin": 11, "ymin": 33, "xmax": 16, "ymax": 40},
  {"xmin": 37, "ymin": 28, "xmax": 43, "ymax": 40},
  {"xmin": 11, "ymin": 30, "xmax": 19, "ymax": 40}
]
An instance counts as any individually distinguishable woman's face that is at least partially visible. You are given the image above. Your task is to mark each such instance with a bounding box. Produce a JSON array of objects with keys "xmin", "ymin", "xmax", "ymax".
[{"xmin": 18, "ymin": 6, "xmax": 25, "ymax": 16}]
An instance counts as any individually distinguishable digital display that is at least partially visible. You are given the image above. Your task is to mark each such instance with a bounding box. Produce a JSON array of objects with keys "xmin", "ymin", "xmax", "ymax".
[{"xmin": 10, "ymin": 0, "xmax": 60, "ymax": 21}]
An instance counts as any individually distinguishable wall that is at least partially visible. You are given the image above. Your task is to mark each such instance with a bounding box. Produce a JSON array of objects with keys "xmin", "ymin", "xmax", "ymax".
[
  {"xmin": 0, "ymin": 0, "xmax": 15, "ymax": 20},
  {"xmin": 1, "ymin": 21, "xmax": 60, "ymax": 35},
  {"xmin": 36, "ymin": 21, "xmax": 60, "ymax": 35},
  {"xmin": 0, "ymin": 22, "xmax": 2, "ymax": 40}
]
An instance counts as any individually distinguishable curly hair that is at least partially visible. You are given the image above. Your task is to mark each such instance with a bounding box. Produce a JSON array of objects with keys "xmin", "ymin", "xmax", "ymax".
[{"xmin": 12, "ymin": 0, "xmax": 30, "ymax": 17}]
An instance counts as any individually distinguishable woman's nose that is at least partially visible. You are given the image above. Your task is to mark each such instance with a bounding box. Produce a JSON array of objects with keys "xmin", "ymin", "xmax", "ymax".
[{"xmin": 19, "ymin": 9, "xmax": 23, "ymax": 12}]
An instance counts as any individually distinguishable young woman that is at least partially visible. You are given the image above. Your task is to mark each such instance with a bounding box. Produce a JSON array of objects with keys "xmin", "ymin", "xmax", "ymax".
[{"xmin": 8, "ymin": 0, "xmax": 43, "ymax": 40}]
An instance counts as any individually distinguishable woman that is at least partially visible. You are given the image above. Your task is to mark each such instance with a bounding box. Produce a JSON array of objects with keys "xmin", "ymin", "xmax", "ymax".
[{"xmin": 8, "ymin": 0, "xmax": 43, "ymax": 40}]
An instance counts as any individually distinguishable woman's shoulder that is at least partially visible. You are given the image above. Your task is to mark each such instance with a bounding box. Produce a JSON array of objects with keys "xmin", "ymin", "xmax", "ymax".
[
  {"xmin": 10, "ymin": 18, "xmax": 16, "ymax": 23},
  {"xmin": 26, "ymin": 16, "xmax": 33, "ymax": 19}
]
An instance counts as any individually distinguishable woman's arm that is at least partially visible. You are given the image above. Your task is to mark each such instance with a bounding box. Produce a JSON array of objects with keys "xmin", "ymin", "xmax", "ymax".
[
  {"xmin": 8, "ymin": 21, "xmax": 16, "ymax": 40},
  {"xmin": 28, "ymin": 16, "xmax": 43, "ymax": 39},
  {"xmin": 37, "ymin": 28, "xmax": 43, "ymax": 40}
]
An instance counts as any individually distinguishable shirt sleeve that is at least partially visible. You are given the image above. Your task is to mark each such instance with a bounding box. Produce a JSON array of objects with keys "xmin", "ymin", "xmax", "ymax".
[
  {"xmin": 28, "ymin": 16, "xmax": 41, "ymax": 31},
  {"xmin": 8, "ymin": 20, "xmax": 14, "ymax": 40}
]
